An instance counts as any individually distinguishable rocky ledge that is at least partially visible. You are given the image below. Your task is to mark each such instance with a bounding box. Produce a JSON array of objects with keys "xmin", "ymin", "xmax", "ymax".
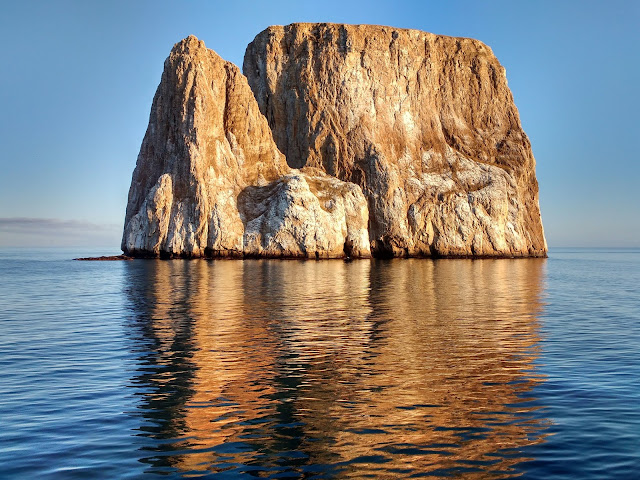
[
  {"xmin": 74, "ymin": 255, "xmax": 133, "ymax": 261},
  {"xmin": 122, "ymin": 24, "xmax": 547, "ymax": 259}
]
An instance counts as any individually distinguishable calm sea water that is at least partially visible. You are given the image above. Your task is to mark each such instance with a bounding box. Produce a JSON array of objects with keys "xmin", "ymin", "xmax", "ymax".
[{"xmin": 1, "ymin": 248, "xmax": 638, "ymax": 479}]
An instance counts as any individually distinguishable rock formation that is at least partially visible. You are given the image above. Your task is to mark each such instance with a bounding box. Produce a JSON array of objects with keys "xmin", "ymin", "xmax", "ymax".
[
  {"xmin": 244, "ymin": 23, "xmax": 547, "ymax": 257},
  {"xmin": 122, "ymin": 36, "xmax": 370, "ymax": 258},
  {"xmin": 123, "ymin": 24, "xmax": 546, "ymax": 259}
]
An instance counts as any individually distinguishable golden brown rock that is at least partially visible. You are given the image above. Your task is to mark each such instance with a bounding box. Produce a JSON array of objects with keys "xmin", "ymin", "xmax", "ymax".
[
  {"xmin": 244, "ymin": 23, "xmax": 547, "ymax": 257},
  {"xmin": 123, "ymin": 24, "xmax": 547, "ymax": 259},
  {"xmin": 122, "ymin": 36, "xmax": 370, "ymax": 258}
]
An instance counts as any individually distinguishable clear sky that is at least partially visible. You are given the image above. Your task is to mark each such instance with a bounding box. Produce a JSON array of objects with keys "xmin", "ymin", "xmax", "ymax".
[{"xmin": 0, "ymin": 0, "xmax": 638, "ymax": 248}]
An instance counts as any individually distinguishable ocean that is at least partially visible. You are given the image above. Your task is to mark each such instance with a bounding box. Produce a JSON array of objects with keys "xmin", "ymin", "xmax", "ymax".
[{"xmin": 1, "ymin": 248, "xmax": 638, "ymax": 479}]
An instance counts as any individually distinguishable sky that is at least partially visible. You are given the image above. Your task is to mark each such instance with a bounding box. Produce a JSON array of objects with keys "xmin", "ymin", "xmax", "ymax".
[{"xmin": 0, "ymin": 0, "xmax": 638, "ymax": 248}]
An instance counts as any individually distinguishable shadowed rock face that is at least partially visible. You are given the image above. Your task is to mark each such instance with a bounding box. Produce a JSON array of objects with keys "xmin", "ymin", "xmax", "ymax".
[
  {"xmin": 122, "ymin": 36, "xmax": 370, "ymax": 258},
  {"xmin": 123, "ymin": 24, "xmax": 546, "ymax": 259},
  {"xmin": 244, "ymin": 23, "xmax": 547, "ymax": 257}
]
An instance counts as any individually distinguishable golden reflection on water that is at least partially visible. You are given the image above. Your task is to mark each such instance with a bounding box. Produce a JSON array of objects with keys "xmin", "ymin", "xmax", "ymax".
[{"xmin": 125, "ymin": 258, "xmax": 548, "ymax": 478}]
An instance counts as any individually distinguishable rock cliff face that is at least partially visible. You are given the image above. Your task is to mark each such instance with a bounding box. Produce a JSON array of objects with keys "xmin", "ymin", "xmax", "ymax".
[
  {"xmin": 244, "ymin": 23, "xmax": 547, "ymax": 257},
  {"xmin": 123, "ymin": 24, "xmax": 546, "ymax": 259},
  {"xmin": 122, "ymin": 36, "xmax": 370, "ymax": 258}
]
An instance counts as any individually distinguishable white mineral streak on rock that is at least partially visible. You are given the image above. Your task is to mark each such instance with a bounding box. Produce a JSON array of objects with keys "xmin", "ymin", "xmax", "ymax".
[
  {"xmin": 244, "ymin": 23, "xmax": 547, "ymax": 257},
  {"xmin": 122, "ymin": 35, "xmax": 370, "ymax": 258}
]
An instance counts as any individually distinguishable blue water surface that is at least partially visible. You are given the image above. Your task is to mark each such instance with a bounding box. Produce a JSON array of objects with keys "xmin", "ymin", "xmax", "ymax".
[{"xmin": 1, "ymin": 248, "xmax": 638, "ymax": 479}]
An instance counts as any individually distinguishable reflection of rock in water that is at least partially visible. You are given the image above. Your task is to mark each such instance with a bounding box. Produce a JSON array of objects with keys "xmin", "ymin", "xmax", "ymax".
[
  {"xmin": 177, "ymin": 260, "xmax": 377, "ymax": 473},
  {"xmin": 299, "ymin": 259, "xmax": 548, "ymax": 477},
  {"xmin": 125, "ymin": 260, "xmax": 280, "ymax": 472},
  {"xmin": 123, "ymin": 261, "xmax": 199, "ymax": 470},
  {"xmin": 174, "ymin": 261, "xmax": 279, "ymax": 471},
  {"xmin": 123, "ymin": 258, "xmax": 548, "ymax": 477}
]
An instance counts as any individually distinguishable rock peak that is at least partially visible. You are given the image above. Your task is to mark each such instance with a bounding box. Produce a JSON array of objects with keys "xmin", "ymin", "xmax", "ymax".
[
  {"xmin": 122, "ymin": 33, "xmax": 370, "ymax": 259},
  {"xmin": 171, "ymin": 35, "xmax": 206, "ymax": 54},
  {"xmin": 255, "ymin": 23, "xmax": 490, "ymax": 51}
]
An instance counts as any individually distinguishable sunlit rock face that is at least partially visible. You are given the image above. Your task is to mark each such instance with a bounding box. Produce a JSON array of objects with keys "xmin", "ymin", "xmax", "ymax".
[
  {"xmin": 122, "ymin": 36, "xmax": 370, "ymax": 258},
  {"xmin": 123, "ymin": 23, "xmax": 547, "ymax": 259},
  {"xmin": 244, "ymin": 23, "xmax": 547, "ymax": 257}
]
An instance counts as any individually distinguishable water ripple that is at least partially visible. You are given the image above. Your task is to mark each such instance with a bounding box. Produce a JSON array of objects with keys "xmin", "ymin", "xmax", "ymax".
[{"xmin": 1, "ymin": 249, "xmax": 639, "ymax": 478}]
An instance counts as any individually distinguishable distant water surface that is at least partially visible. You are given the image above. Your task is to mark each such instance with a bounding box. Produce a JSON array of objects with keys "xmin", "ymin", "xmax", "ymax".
[{"xmin": 1, "ymin": 248, "xmax": 638, "ymax": 478}]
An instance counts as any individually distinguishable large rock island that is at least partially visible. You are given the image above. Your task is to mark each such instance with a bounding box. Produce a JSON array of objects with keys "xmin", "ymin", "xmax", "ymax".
[{"xmin": 122, "ymin": 24, "xmax": 546, "ymax": 258}]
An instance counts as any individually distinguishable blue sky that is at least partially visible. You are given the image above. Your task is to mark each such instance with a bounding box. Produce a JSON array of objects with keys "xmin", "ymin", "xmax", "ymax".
[{"xmin": 0, "ymin": 0, "xmax": 638, "ymax": 248}]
